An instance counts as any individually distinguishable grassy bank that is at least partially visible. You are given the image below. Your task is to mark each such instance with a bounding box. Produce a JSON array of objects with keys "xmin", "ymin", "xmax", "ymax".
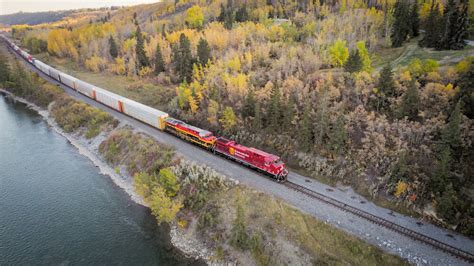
[{"xmin": 100, "ymin": 127, "xmax": 406, "ymax": 265}]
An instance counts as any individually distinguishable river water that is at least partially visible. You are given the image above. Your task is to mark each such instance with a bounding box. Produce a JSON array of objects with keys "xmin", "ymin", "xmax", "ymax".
[{"xmin": 0, "ymin": 96, "xmax": 202, "ymax": 265}]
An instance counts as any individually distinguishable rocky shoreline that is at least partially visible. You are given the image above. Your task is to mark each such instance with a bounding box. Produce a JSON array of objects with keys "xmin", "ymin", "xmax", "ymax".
[{"xmin": 1, "ymin": 90, "xmax": 213, "ymax": 263}]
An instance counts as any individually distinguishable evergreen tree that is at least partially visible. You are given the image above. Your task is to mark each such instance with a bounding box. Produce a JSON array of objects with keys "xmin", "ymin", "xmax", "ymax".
[
  {"xmin": 282, "ymin": 95, "xmax": 295, "ymax": 132},
  {"xmin": 253, "ymin": 101, "xmax": 262, "ymax": 130},
  {"xmin": 456, "ymin": 60, "xmax": 474, "ymax": 118},
  {"xmin": 329, "ymin": 113, "xmax": 347, "ymax": 154},
  {"xmin": 135, "ymin": 26, "xmax": 150, "ymax": 69},
  {"xmin": 438, "ymin": 0, "xmax": 469, "ymax": 50},
  {"xmin": 197, "ymin": 37, "xmax": 211, "ymax": 66},
  {"xmin": 154, "ymin": 43, "xmax": 165, "ymax": 75},
  {"xmin": 172, "ymin": 34, "xmax": 193, "ymax": 82},
  {"xmin": 161, "ymin": 24, "xmax": 167, "ymax": 38},
  {"xmin": 108, "ymin": 35, "xmax": 118, "ymax": 59},
  {"xmin": 431, "ymin": 144, "xmax": 452, "ymax": 194},
  {"xmin": 343, "ymin": 49, "xmax": 363, "ymax": 73},
  {"xmin": 268, "ymin": 85, "xmax": 282, "ymax": 130},
  {"xmin": 235, "ymin": 4, "xmax": 249, "ymax": 22},
  {"xmin": 419, "ymin": 2, "xmax": 442, "ymax": 48},
  {"xmin": 299, "ymin": 101, "xmax": 313, "ymax": 151},
  {"xmin": 218, "ymin": 3, "xmax": 226, "ymax": 22},
  {"xmin": 391, "ymin": 0, "xmax": 411, "ymax": 47},
  {"xmin": 374, "ymin": 64, "xmax": 396, "ymax": 113},
  {"xmin": 436, "ymin": 183, "xmax": 457, "ymax": 223},
  {"xmin": 314, "ymin": 89, "xmax": 329, "ymax": 146},
  {"xmin": 230, "ymin": 204, "xmax": 249, "ymax": 250},
  {"xmin": 441, "ymin": 100, "xmax": 462, "ymax": 152},
  {"xmin": 0, "ymin": 53, "xmax": 10, "ymax": 85},
  {"xmin": 243, "ymin": 87, "xmax": 256, "ymax": 118},
  {"xmin": 399, "ymin": 79, "xmax": 420, "ymax": 120},
  {"xmin": 224, "ymin": 9, "xmax": 234, "ymax": 29},
  {"xmin": 410, "ymin": 1, "xmax": 420, "ymax": 37}
]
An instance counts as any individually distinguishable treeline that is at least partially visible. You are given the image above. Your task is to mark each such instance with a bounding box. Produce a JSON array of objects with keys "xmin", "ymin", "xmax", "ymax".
[
  {"xmin": 392, "ymin": 0, "xmax": 470, "ymax": 49},
  {"xmin": 0, "ymin": 10, "xmax": 72, "ymax": 26}
]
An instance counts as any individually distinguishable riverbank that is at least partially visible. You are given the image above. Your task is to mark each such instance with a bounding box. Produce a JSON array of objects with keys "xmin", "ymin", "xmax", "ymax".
[{"xmin": 0, "ymin": 89, "xmax": 212, "ymax": 262}]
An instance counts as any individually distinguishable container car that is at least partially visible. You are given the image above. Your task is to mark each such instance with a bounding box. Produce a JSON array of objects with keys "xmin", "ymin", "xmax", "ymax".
[
  {"xmin": 214, "ymin": 137, "xmax": 288, "ymax": 181},
  {"xmin": 122, "ymin": 99, "xmax": 169, "ymax": 130},
  {"xmin": 164, "ymin": 118, "xmax": 216, "ymax": 149}
]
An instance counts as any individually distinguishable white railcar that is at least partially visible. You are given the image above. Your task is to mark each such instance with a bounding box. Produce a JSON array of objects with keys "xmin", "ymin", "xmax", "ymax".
[
  {"xmin": 59, "ymin": 72, "xmax": 77, "ymax": 89},
  {"xmin": 34, "ymin": 60, "xmax": 50, "ymax": 75},
  {"xmin": 122, "ymin": 99, "xmax": 169, "ymax": 130},
  {"xmin": 49, "ymin": 68, "xmax": 60, "ymax": 81},
  {"xmin": 75, "ymin": 79, "xmax": 96, "ymax": 99},
  {"xmin": 94, "ymin": 87, "xmax": 126, "ymax": 111}
]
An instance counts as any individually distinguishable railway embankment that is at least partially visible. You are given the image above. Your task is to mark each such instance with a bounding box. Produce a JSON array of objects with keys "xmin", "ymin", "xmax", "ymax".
[{"xmin": 0, "ymin": 55, "xmax": 407, "ymax": 265}]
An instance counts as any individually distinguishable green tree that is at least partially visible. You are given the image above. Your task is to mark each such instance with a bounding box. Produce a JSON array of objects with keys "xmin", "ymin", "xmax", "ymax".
[
  {"xmin": 399, "ymin": 79, "xmax": 420, "ymax": 121},
  {"xmin": 161, "ymin": 24, "xmax": 167, "ymax": 38},
  {"xmin": 268, "ymin": 85, "xmax": 282, "ymax": 130},
  {"xmin": 419, "ymin": 2, "xmax": 442, "ymax": 48},
  {"xmin": 328, "ymin": 39, "xmax": 349, "ymax": 67},
  {"xmin": 135, "ymin": 26, "xmax": 150, "ymax": 69},
  {"xmin": 243, "ymin": 87, "xmax": 256, "ymax": 119},
  {"xmin": 173, "ymin": 34, "xmax": 193, "ymax": 82},
  {"xmin": 431, "ymin": 144, "xmax": 452, "ymax": 194},
  {"xmin": 230, "ymin": 204, "xmax": 249, "ymax": 250},
  {"xmin": 253, "ymin": 101, "xmax": 262, "ymax": 130},
  {"xmin": 456, "ymin": 59, "xmax": 474, "ymax": 118},
  {"xmin": 344, "ymin": 49, "xmax": 363, "ymax": 73},
  {"xmin": 0, "ymin": 53, "xmax": 10, "ymax": 85},
  {"xmin": 158, "ymin": 168, "xmax": 180, "ymax": 197},
  {"xmin": 436, "ymin": 183, "xmax": 457, "ymax": 223},
  {"xmin": 283, "ymin": 95, "xmax": 295, "ymax": 132},
  {"xmin": 109, "ymin": 35, "xmax": 118, "ymax": 59},
  {"xmin": 197, "ymin": 37, "xmax": 211, "ymax": 66},
  {"xmin": 329, "ymin": 114, "xmax": 347, "ymax": 154},
  {"xmin": 299, "ymin": 101, "xmax": 313, "ymax": 151},
  {"xmin": 391, "ymin": 0, "xmax": 411, "ymax": 47},
  {"xmin": 154, "ymin": 43, "xmax": 165, "ymax": 75},
  {"xmin": 441, "ymin": 101, "xmax": 462, "ymax": 152},
  {"xmin": 314, "ymin": 89, "xmax": 329, "ymax": 146},
  {"xmin": 235, "ymin": 4, "xmax": 249, "ymax": 22},
  {"xmin": 371, "ymin": 64, "xmax": 396, "ymax": 113},
  {"xmin": 438, "ymin": 0, "xmax": 469, "ymax": 50},
  {"xmin": 410, "ymin": 1, "xmax": 420, "ymax": 37}
]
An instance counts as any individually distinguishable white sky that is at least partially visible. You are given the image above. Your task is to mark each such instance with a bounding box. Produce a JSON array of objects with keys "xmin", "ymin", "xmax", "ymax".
[{"xmin": 0, "ymin": 0, "xmax": 160, "ymax": 15}]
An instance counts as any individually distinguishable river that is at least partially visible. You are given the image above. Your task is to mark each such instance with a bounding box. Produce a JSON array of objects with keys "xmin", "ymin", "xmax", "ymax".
[{"xmin": 0, "ymin": 96, "xmax": 203, "ymax": 265}]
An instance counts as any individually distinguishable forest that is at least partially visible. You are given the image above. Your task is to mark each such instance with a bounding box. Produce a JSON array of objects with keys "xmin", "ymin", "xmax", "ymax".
[{"xmin": 5, "ymin": 0, "xmax": 473, "ymax": 237}]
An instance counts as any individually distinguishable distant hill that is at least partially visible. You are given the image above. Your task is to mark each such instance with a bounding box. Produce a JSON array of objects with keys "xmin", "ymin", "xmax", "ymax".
[{"xmin": 0, "ymin": 11, "xmax": 73, "ymax": 25}]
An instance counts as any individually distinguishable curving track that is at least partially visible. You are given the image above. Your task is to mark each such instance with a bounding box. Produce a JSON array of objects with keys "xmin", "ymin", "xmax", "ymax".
[{"xmin": 284, "ymin": 181, "xmax": 474, "ymax": 263}]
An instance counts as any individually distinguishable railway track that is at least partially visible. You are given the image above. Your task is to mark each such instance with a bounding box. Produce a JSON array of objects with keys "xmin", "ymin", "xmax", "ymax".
[{"xmin": 284, "ymin": 181, "xmax": 474, "ymax": 263}]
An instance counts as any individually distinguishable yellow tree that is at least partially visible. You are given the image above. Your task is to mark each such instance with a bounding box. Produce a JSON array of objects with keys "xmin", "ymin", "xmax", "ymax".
[
  {"xmin": 148, "ymin": 186, "xmax": 183, "ymax": 223},
  {"xmin": 220, "ymin": 106, "xmax": 237, "ymax": 131},
  {"xmin": 185, "ymin": 5, "xmax": 204, "ymax": 29},
  {"xmin": 328, "ymin": 39, "xmax": 349, "ymax": 67}
]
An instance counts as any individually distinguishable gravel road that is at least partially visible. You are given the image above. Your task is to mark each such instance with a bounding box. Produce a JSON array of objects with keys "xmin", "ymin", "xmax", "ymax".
[{"xmin": 6, "ymin": 44, "xmax": 473, "ymax": 265}]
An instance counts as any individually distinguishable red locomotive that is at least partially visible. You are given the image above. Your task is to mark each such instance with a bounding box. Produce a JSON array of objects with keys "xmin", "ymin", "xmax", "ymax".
[{"xmin": 214, "ymin": 137, "xmax": 288, "ymax": 181}]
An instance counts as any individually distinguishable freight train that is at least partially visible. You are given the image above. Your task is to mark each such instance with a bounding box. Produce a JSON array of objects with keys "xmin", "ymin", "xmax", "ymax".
[{"xmin": 1, "ymin": 35, "xmax": 289, "ymax": 181}]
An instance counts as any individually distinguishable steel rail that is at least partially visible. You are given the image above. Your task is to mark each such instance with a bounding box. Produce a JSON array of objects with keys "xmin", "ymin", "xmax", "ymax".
[{"xmin": 284, "ymin": 181, "xmax": 474, "ymax": 263}]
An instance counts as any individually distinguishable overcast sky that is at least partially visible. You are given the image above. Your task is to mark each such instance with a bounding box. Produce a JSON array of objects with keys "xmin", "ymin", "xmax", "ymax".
[{"xmin": 0, "ymin": 0, "xmax": 160, "ymax": 15}]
